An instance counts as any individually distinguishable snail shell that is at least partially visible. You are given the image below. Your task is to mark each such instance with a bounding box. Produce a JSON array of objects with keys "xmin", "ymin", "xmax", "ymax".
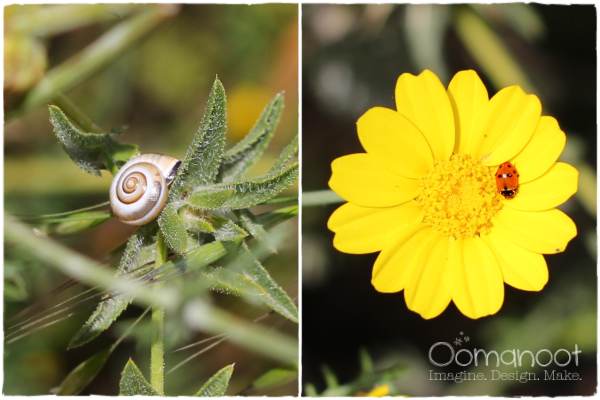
[{"xmin": 110, "ymin": 153, "xmax": 182, "ymax": 226}]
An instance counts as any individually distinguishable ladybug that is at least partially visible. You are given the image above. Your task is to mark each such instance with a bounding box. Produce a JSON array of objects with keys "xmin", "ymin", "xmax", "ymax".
[{"xmin": 495, "ymin": 162, "xmax": 519, "ymax": 199}]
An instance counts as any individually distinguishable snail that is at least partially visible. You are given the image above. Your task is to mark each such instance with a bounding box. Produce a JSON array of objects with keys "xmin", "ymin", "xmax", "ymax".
[{"xmin": 110, "ymin": 153, "xmax": 182, "ymax": 226}]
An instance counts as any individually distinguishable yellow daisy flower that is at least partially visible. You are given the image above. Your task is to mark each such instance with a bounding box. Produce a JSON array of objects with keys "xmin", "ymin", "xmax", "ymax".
[{"xmin": 327, "ymin": 69, "xmax": 578, "ymax": 320}]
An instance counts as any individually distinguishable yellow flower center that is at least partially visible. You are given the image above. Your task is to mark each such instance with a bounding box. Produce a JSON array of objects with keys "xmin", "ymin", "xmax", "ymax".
[{"xmin": 415, "ymin": 153, "xmax": 503, "ymax": 239}]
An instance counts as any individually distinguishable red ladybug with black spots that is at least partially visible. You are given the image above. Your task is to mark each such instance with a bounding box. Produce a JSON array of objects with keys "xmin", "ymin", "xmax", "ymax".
[{"xmin": 495, "ymin": 162, "xmax": 519, "ymax": 199}]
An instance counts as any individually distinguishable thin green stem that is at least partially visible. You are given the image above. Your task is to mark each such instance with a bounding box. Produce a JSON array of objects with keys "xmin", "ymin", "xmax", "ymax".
[
  {"xmin": 151, "ymin": 231, "xmax": 167, "ymax": 395},
  {"xmin": 302, "ymin": 190, "xmax": 344, "ymax": 207},
  {"xmin": 10, "ymin": 5, "xmax": 179, "ymax": 120},
  {"xmin": 15, "ymin": 200, "xmax": 111, "ymax": 221},
  {"xmin": 52, "ymin": 93, "xmax": 105, "ymax": 133},
  {"xmin": 26, "ymin": 212, "xmax": 112, "ymax": 225},
  {"xmin": 260, "ymin": 196, "xmax": 298, "ymax": 205}
]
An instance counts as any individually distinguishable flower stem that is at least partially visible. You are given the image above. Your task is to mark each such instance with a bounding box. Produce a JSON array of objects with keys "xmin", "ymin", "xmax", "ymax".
[
  {"xmin": 302, "ymin": 190, "xmax": 344, "ymax": 207},
  {"xmin": 151, "ymin": 231, "xmax": 168, "ymax": 395}
]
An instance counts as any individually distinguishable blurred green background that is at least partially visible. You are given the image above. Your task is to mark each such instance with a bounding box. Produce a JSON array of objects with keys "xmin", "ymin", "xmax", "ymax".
[
  {"xmin": 301, "ymin": 4, "xmax": 596, "ymax": 396},
  {"xmin": 4, "ymin": 4, "xmax": 298, "ymax": 395}
]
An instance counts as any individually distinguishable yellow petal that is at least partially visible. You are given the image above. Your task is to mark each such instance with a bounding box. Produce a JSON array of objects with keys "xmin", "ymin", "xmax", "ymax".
[
  {"xmin": 502, "ymin": 163, "xmax": 578, "ymax": 211},
  {"xmin": 511, "ymin": 116, "xmax": 566, "ymax": 183},
  {"xmin": 395, "ymin": 70, "xmax": 455, "ymax": 160},
  {"xmin": 328, "ymin": 201, "xmax": 424, "ymax": 254},
  {"xmin": 371, "ymin": 223, "xmax": 430, "ymax": 293},
  {"xmin": 404, "ymin": 232, "xmax": 452, "ymax": 319},
  {"xmin": 483, "ymin": 230, "xmax": 548, "ymax": 291},
  {"xmin": 471, "ymin": 85, "xmax": 541, "ymax": 166},
  {"xmin": 366, "ymin": 385, "xmax": 390, "ymax": 397},
  {"xmin": 448, "ymin": 237, "xmax": 504, "ymax": 319},
  {"xmin": 357, "ymin": 107, "xmax": 433, "ymax": 178},
  {"xmin": 447, "ymin": 70, "xmax": 489, "ymax": 155},
  {"xmin": 328, "ymin": 153, "xmax": 420, "ymax": 207},
  {"xmin": 492, "ymin": 207, "xmax": 577, "ymax": 254}
]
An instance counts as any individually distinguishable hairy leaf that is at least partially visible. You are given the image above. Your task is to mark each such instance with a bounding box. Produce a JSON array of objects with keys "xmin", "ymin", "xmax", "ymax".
[
  {"xmin": 54, "ymin": 346, "xmax": 113, "ymax": 395},
  {"xmin": 170, "ymin": 78, "xmax": 227, "ymax": 200},
  {"xmin": 183, "ymin": 188, "xmax": 235, "ymax": 210},
  {"xmin": 235, "ymin": 209, "xmax": 277, "ymax": 253},
  {"xmin": 120, "ymin": 359, "xmax": 160, "ymax": 396},
  {"xmin": 69, "ymin": 223, "xmax": 157, "ymax": 348},
  {"xmin": 194, "ymin": 364, "xmax": 234, "ymax": 397},
  {"xmin": 231, "ymin": 243, "xmax": 297, "ymax": 322},
  {"xmin": 49, "ymin": 105, "xmax": 138, "ymax": 176},
  {"xmin": 158, "ymin": 202, "xmax": 189, "ymax": 254},
  {"xmin": 218, "ymin": 93, "xmax": 284, "ymax": 183},
  {"xmin": 268, "ymin": 134, "xmax": 298, "ymax": 175},
  {"xmin": 186, "ymin": 162, "xmax": 298, "ymax": 211},
  {"xmin": 202, "ymin": 267, "xmax": 266, "ymax": 298},
  {"xmin": 181, "ymin": 207, "xmax": 215, "ymax": 234},
  {"xmin": 212, "ymin": 215, "xmax": 247, "ymax": 242}
]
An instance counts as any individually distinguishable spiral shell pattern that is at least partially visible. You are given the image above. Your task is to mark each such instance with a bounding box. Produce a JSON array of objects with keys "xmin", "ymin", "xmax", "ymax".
[{"xmin": 110, "ymin": 154, "xmax": 181, "ymax": 226}]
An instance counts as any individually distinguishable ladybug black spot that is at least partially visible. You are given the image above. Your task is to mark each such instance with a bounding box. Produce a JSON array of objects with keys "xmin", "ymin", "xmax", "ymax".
[
  {"xmin": 508, "ymin": 173, "xmax": 512, "ymax": 177},
  {"xmin": 497, "ymin": 174, "xmax": 502, "ymax": 178}
]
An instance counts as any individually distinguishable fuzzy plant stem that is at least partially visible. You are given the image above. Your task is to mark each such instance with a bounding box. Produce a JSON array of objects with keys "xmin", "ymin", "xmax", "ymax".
[{"xmin": 151, "ymin": 231, "xmax": 168, "ymax": 395}]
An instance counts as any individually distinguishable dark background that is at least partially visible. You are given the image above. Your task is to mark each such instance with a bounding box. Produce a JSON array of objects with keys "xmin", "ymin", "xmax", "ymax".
[{"xmin": 302, "ymin": 4, "xmax": 596, "ymax": 396}]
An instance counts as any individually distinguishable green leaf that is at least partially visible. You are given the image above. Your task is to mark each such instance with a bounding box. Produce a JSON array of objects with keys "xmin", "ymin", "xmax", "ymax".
[
  {"xmin": 194, "ymin": 364, "xmax": 234, "ymax": 397},
  {"xmin": 268, "ymin": 134, "xmax": 298, "ymax": 175},
  {"xmin": 305, "ymin": 383, "xmax": 319, "ymax": 397},
  {"xmin": 116, "ymin": 222, "xmax": 160, "ymax": 275},
  {"xmin": 359, "ymin": 347, "xmax": 374, "ymax": 373},
  {"xmin": 212, "ymin": 215, "xmax": 247, "ymax": 242},
  {"xmin": 54, "ymin": 346, "xmax": 113, "ymax": 395},
  {"xmin": 322, "ymin": 365, "xmax": 339, "ymax": 389},
  {"xmin": 180, "ymin": 207, "xmax": 215, "ymax": 233},
  {"xmin": 4, "ymin": 262, "xmax": 29, "ymax": 301},
  {"xmin": 143, "ymin": 241, "xmax": 227, "ymax": 283},
  {"xmin": 312, "ymin": 349, "xmax": 409, "ymax": 397},
  {"xmin": 110, "ymin": 125, "xmax": 128, "ymax": 136},
  {"xmin": 184, "ymin": 188, "xmax": 235, "ymax": 210},
  {"xmin": 34, "ymin": 210, "xmax": 111, "ymax": 236},
  {"xmin": 56, "ymin": 306, "xmax": 149, "ymax": 395},
  {"xmin": 49, "ymin": 105, "xmax": 138, "ymax": 176},
  {"xmin": 218, "ymin": 93, "xmax": 284, "ymax": 183},
  {"xmin": 158, "ymin": 202, "xmax": 189, "ymax": 254},
  {"xmin": 252, "ymin": 367, "xmax": 298, "ymax": 389},
  {"xmin": 69, "ymin": 223, "xmax": 158, "ymax": 348},
  {"xmin": 69, "ymin": 295, "xmax": 132, "ymax": 350},
  {"xmin": 170, "ymin": 78, "xmax": 227, "ymax": 199},
  {"xmin": 202, "ymin": 267, "xmax": 266, "ymax": 298},
  {"xmin": 186, "ymin": 162, "xmax": 298, "ymax": 211},
  {"xmin": 231, "ymin": 243, "xmax": 298, "ymax": 322},
  {"xmin": 120, "ymin": 359, "xmax": 160, "ymax": 396},
  {"xmin": 235, "ymin": 209, "xmax": 277, "ymax": 253}
]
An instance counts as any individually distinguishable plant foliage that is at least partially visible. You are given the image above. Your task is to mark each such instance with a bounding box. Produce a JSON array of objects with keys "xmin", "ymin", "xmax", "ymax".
[{"xmin": 44, "ymin": 77, "xmax": 298, "ymax": 395}]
